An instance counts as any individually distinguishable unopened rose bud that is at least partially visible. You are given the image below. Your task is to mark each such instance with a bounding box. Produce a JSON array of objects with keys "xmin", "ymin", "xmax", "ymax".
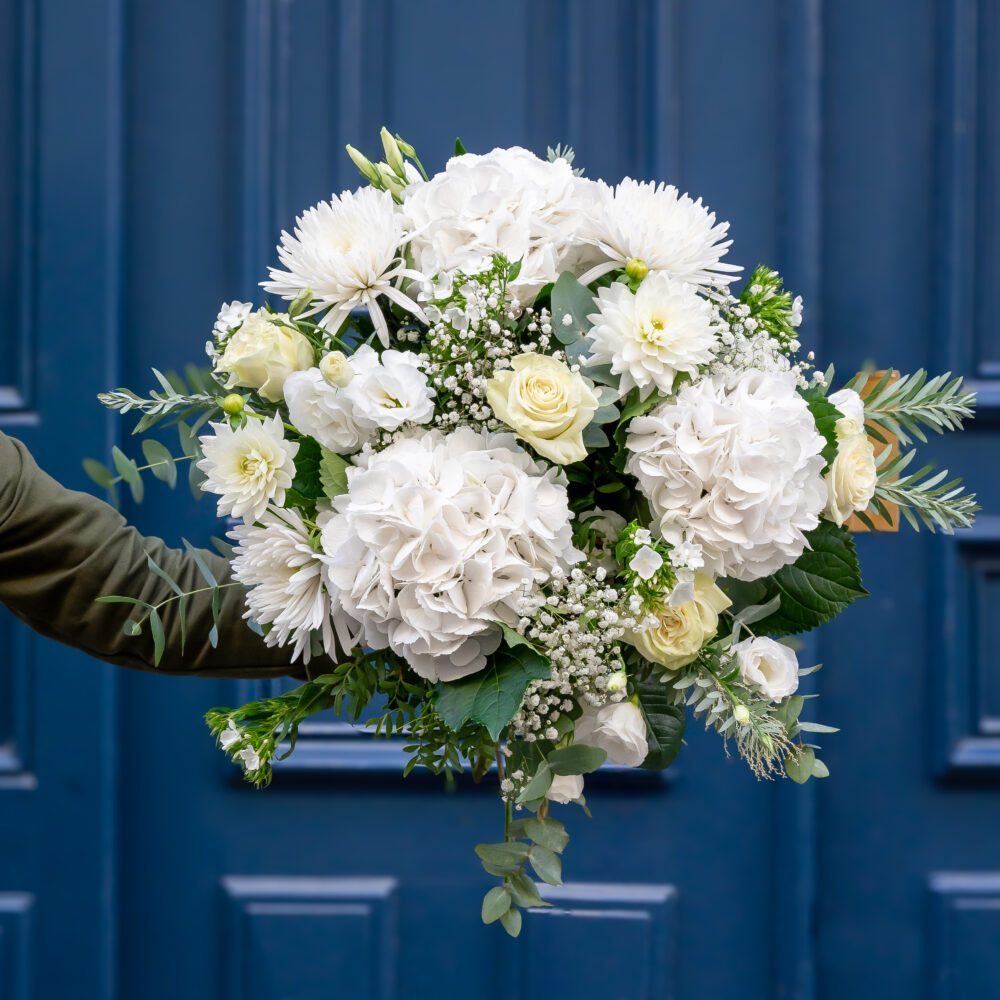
[
  {"xmin": 319, "ymin": 351, "xmax": 353, "ymax": 387},
  {"xmin": 734, "ymin": 704, "xmax": 750, "ymax": 725},
  {"xmin": 222, "ymin": 393, "xmax": 245, "ymax": 415},
  {"xmin": 380, "ymin": 126, "xmax": 406, "ymax": 178},
  {"xmin": 345, "ymin": 144, "xmax": 381, "ymax": 186},
  {"xmin": 606, "ymin": 670, "xmax": 628, "ymax": 693},
  {"xmin": 625, "ymin": 257, "xmax": 649, "ymax": 281}
]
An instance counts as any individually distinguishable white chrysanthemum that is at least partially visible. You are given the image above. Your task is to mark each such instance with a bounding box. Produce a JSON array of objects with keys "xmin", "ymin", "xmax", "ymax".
[
  {"xmin": 577, "ymin": 179, "xmax": 742, "ymax": 288},
  {"xmin": 401, "ymin": 147, "xmax": 600, "ymax": 303},
  {"xmin": 342, "ymin": 345, "xmax": 435, "ymax": 431},
  {"xmin": 283, "ymin": 368, "xmax": 366, "ymax": 455},
  {"xmin": 585, "ymin": 273, "xmax": 719, "ymax": 397},
  {"xmin": 229, "ymin": 506, "xmax": 357, "ymax": 663},
  {"xmin": 626, "ymin": 370, "xmax": 827, "ymax": 580},
  {"xmin": 319, "ymin": 427, "xmax": 581, "ymax": 681},
  {"xmin": 261, "ymin": 186, "xmax": 426, "ymax": 347},
  {"xmin": 197, "ymin": 414, "xmax": 298, "ymax": 523}
]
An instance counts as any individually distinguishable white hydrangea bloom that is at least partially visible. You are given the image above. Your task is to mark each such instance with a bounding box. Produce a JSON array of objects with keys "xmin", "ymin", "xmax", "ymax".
[
  {"xmin": 626, "ymin": 370, "xmax": 827, "ymax": 580},
  {"xmin": 319, "ymin": 427, "xmax": 581, "ymax": 682},
  {"xmin": 261, "ymin": 186, "xmax": 426, "ymax": 346},
  {"xmin": 585, "ymin": 273, "xmax": 719, "ymax": 397},
  {"xmin": 577, "ymin": 178, "xmax": 742, "ymax": 288},
  {"xmin": 229, "ymin": 506, "xmax": 357, "ymax": 663},
  {"xmin": 401, "ymin": 146, "xmax": 600, "ymax": 304},
  {"xmin": 197, "ymin": 413, "xmax": 298, "ymax": 523}
]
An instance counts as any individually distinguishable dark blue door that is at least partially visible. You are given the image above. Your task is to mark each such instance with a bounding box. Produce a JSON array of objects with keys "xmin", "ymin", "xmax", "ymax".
[{"xmin": 2, "ymin": 1, "xmax": 998, "ymax": 997}]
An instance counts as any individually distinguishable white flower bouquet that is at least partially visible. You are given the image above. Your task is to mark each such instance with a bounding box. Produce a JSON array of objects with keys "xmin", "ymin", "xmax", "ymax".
[{"xmin": 92, "ymin": 130, "xmax": 978, "ymax": 935}]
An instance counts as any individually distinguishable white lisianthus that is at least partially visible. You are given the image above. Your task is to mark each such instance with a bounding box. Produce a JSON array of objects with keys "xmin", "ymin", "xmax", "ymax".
[
  {"xmin": 214, "ymin": 310, "xmax": 314, "ymax": 402},
  {"xmin": 576, "ymin": 178, "xmax": 742, "ymax": 288},
  {"xmin": 545, "ymin": 773, "xmax": 584, "ymax": 804},
  {"xmin": 319, "ymin": 350, "xmax": 353, "ymax": 387},
  {"xmin": 261, "ymin": 186, "xmax": 426, "ymax": 347},
  {"xmin": 486, "ymin": 353, "xmax": 599, "ymax": 465},
  {"xmin": 283, "ymin": 368, "xmax": 367, "ymax": 455},
  {"xmin": 823, "ymin": 388, "xmax": 877, "ymax": 526},
  {"xmin": 574, "ymin": 701, "xmax": 648, "ymax": 768},
  {"xmin": 319, "ymin": 427, "xmax": 581, "ymax": 682},
  {"xmin": 627, "ymin": 370, "xmax": 828, "ymax": 580},
  {"xmin": 401, "ymin": 146, "xmax": 599, "ymax": 303},
  {"xmin": 629, "ymin": 573, "xmax": 731, "ymax": 670},
  {"xmin": 585, "ymin": 273, "xmax": 718, "ymax": 397},
  {"xmin": 733, "ymin": 637, "xmax": 799, "ymax": 701},
  {"xmin": 197, "ymin": 413, "xmax": 298, "ymax": 523},
  {"xmin": 229, "ymin": 506, "xmax": 356, "ymax": 663},
  {"xmin": 342, "ymin": 345, "xmax": 435, "ymax": 432}
]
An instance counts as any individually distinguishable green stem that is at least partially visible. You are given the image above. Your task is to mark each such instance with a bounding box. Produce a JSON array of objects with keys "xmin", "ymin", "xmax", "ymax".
[{"xmin": 109, "ymin": 454, "xmax": 195, "ymax": 486}]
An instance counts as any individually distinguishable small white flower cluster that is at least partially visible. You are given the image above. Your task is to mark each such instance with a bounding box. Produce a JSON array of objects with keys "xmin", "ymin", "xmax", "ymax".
[
  {"xmin": 218, "ymin": 719, "xmax": 262, "ymax": 774},
  {"xmin": 509, "ymin": 566, "xmax": 654, "ymax": 744},
  {"xmin": 206, "ymin": 300, "xmax": 253, "ymax": 361}
]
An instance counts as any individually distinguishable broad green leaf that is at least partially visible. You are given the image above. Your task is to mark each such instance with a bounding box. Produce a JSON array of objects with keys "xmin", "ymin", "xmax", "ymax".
[
  {"xmin": 319, "ymin": 448, "xmax": 351, "ymax": 501},
  {"xmin": 291, "ymin": 435, "xmax": 324, "ymax": 500},
  {"xmin": 481, "ymin": 886, "xmax": 511, "ymax": 924},
  {"xmin": 528, "ymin": 845, "xmax": 562, "ymax": 885},
  {"xmin": 801, "ymin": 386, "xmax": 841, "ymax": 470},
  {"xmin": 508, "ymin": 871, "xmax": 546, "ymax": 908},
  {"xmin": 547, "ymin": 744, "xmax": 607, "ymax": 775},
  {"xmin": 499, "ymin": 623, "xmax": 540, "ymax": 654},
  {"xmin": 524, "ymin": 816, "xmax": 569, "ymax": 853},
  {"xmin": 499, "ymin": 907, "xmax": 522, "ymax": 937},
  {"xmin": 435, "ymin": 648, "xmax": 551, "ymax": 740},
  {"xmin": 785, "ymin": 746, "xmax": 816, "ymax": 784},
  {"xmin": 550, "ymin": 271, "xmax": 596, "ymax": 345},
  {"xmin": 475, "ymin": 842, "xmax": 531, "ymax": 866},
  {"xmin": 722, "ymin": 521, "xmax": 868, "ymax": 636},
  {"xmin": 636, "ymin": 678, "xmax": 686, "ymax": 770},
  {"xmin": 142, "ymin": 438, "xmax": 177, "ymax": 488},
  {"xmin": 516, "ymin": 762, "xmax": 552, "ymax": 804}
]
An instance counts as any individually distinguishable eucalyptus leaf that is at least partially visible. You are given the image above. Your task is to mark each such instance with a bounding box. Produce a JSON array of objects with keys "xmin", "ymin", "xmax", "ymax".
[
  {"xmin": 524, "ymin": 816, "xmax": 569, "ymax": 852},
  {"xmin": 550, "ymin": 271, "xmax": 596, "ymax": 344},
  {"xmin": 528, "ymin": 845, "xmax": 562, "ymax": 885},
  {"xmin": 499, "ymin": 906, "xmax": 522, "ymax": 937},
  {"xmin": 481, "ymin": 886, "xmax": 511, "ymax": 924},
  {"xmin": 546, "ymin": 744, "xmax": 607, "ymax": 775},
  {"xmin": 785, "ymin": 746, "xmax": 816, "ymax": 784}
]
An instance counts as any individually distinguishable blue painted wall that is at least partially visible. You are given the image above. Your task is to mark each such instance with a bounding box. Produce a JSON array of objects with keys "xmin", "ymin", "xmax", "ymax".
[{"xmin": 0, "ymin": 1, "xmax": 998, "ymax": 997}]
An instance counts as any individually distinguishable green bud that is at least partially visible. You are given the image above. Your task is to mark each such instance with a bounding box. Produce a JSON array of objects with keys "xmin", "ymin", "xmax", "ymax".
[
  {"xmin": 625, "ymin": 257, "xmax": 649, "ymax": 281},
  {"xmin": 376, "ymin": 163, "xmax": 406, "ymax": 199},
  {"xmin": 222, "ymin": 393, "xmax": 245, "ymax": 415},
  {"xmin": 606, "ymin": 670, "xmax": 628, "ymax": 693},
  {"xmin": 288, "ymin": 285, "xmax": 313, "ymax": 318},
  {"xmin": 394, "ymin": 134, "xmax": 416, "ymax": 158},
  {"xmin": 380, "ymin": 126, "xmax": 407, "ymax": 179},
  {"xmin": 345, "ymin": 144, "xmax": 381, "ymax": 186}
]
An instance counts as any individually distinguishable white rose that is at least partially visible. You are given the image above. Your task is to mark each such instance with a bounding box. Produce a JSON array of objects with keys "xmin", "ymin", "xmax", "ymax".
[
  {"xmin": 486, "ymin": 353, "xmax": 599, "ymax": 465},
  {"xmin": 215, "ymin": 311, "xmax": 313, "ymax": 402},
  {"xmin": 824, "ymin": 431, "xmax": 877, "ymax": 526},
  {"xmin": 629, "ymin": 573, "xmax": 731, "ymax": 670},
  {"xmin": 319, "ymin": 350, "xmax": 354, "ymax": 387},
  {"xmin": 342, "ymin": 345, "xmax": 435, "ymax": 431},
  {"xmin": 545, "ymin": 773, "xmax": 584, "ymax": 804},
  {"xmin": 733, "ymin": 637, "xmax": 799, "ymax": 700},
  {"xmin": 828, "ymin": 388, "xmax": 865, "ymax": 436},
  {"xmin": 284, "ymin": 368, "xmax": 367, "ymax": 455},
  {"xmin": 574, "ymin": 701, "xmax": 648, "ymax": 768}
]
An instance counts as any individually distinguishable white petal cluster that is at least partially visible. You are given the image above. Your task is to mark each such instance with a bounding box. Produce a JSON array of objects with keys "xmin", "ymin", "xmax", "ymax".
[
  {"xmin": 578, "ymin": 179, "xmax": 742, "ymax": 288},
  {"xmin": 733, "ymin": 636, "xmax": 799, "ymax": 701},
  {"xmin": 401, "ymin": 147, "xmax": 599, "ymax": 303},
  {"xmin": 197, "ymin": 413, "xmax": 298, "ymax": 523},
  {"xmin": 261, "ymin": 186, "xmax": 425, "ymax": 346},
  {"xmin": 586, "ymin": 273, "xmax": 718, "ymax": 397},
  {"xmin": 283, "ymin": 345, "xmax": 435, "ymax": 454},
  {"xmin": 319, "ymin": 427, "xmax": 580, "ymax": 682},
  {"xmin": 229, "ymin": 506, "xmax": 353, "ymax": 663},
  {"xmin": 626, "ymin": 371, "xmax": 828, "ymax": 580}
]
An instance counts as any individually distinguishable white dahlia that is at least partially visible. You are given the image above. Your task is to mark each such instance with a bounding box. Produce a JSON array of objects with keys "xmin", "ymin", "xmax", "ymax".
[
  {"xmin": 401, "ymin": 147, "xmax": 599, "ymax": 304},
  {"xmin": 577, "ymin": 179, "xmax": 742, "ymax": 288},
  {"xmin": 197, "ymin": 413, "xmax": 298, "ymax": 523},
  {"xmin": 261, "ymin": 186, "xmax": 426, "ymax": 347},
  {"xmin": 626, "ymin": 370, "xmax": 827, "ymax": 580},
  {"xmin": 229, "ymin": 506, "xmax": 357, "ymax": 662},
  {"xmin": 585, "ymin": 273, "xmax": 719, "ymax": 397},
  {"xmin": 319, "ymin": 427, "xmax": 580, "ymax": 682}
]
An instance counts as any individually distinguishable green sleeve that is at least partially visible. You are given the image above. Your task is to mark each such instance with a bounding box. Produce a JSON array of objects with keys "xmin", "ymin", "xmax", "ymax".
[{"xmin": 0, "ymin": 430, "xmax": 307, "ymax": 679}]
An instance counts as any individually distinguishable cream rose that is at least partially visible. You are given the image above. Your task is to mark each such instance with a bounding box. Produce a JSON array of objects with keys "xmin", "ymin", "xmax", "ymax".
[
  {"xmin": 216, "ymin": 311, "xmax": 314, "ymax": 402},
  {"xmin": 733, "ymin": 637, "xmax": 799, "ymax": 700},
  {"xmin": 574, "ymin": 701, "xmax": 648, "ymax": 767},
  {"xmin": 486, "ymin": 353, "xmax": 599, "ymax": 465},
  {"xmin": 824, "ymin": 431, "xmax": 877, "ymax": 526},
  {"xmin": 319, "ymin": 350, "xmax": 353, "ymax": 387},
  {"xmin": 545, "ymin": 773, "xmax": 584, "ymax": 804},
  {"xmin": 629, "ymin": 572, "xmax": 731, "ymax": 670}
]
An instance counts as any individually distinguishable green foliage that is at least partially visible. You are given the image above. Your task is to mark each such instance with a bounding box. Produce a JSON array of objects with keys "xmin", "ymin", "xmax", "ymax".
[
  {"xmin": 434, "ymin": 647, "xmax": 552, "ymax": 740},
  {"xmin": 801, "ymin": 386, "xmax": 841, "ymax": 470},
  {"xmin": 635, "ymin": 678, "xmax": 686, "ymax": 770},
  {"xmin": 97, "ymin": 365, "xmax": 223, "ymax": 435},
  {"xmin": 737, "ymin": 265, "xmax": 801, "ymax": 349},
  {"xmin": 289, "ymin": 435, "xmax": 324, "ymax": 502},
  {"xmin": 722, "ymin": 521, "xmax": 868, "ymax": 637},
  {"xmin": 550, "ymin": 271, "xmax": 596, "ymax": 345},
  {"xmin": 318, "ymin": 448, "xmax": 350, "ymax": 500}
]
